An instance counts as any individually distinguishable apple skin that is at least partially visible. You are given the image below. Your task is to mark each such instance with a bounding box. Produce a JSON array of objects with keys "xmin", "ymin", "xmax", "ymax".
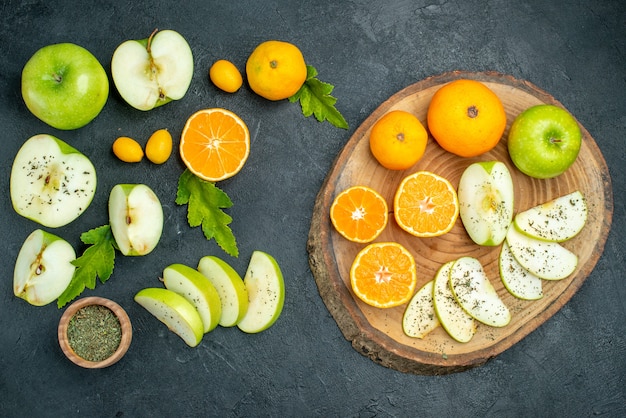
[
  {"xmin": 13, "ymin": 229, "xmax": 76, "ymax": 306},
  {"xmin": 108, "ymin": 184, "xmax": 164, "ymax": 256},
  {"xmin": 21, "ymin": 43, "xmax": 109, "ymax": 130},
  {"xmin": 10, "ymin": 134, "xmax": 97, "ymax": 228},
  {"xmin": 508, "ymin": 104, "xmax": 582, "ymax": 179}
]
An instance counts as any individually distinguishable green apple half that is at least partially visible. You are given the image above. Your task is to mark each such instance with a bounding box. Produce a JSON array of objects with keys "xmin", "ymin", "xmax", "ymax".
[
  {"xmin": 432, "ymin": 261, "xmax": 476, "ymax": 343},
  {"xmin": 108, "ymin": 184, "xmax": 163, "ymax": 256},
  {"xmin": 237, "ymin": 251, "xmax": 285, "ymax": 334},
  {"xmin": 457, "ymin": 161, "xmax": 514, "ymax": 246},
  {"xmin": 10, "ymin": 134, "xmax": 97, "ymax": 228},
  {"xmin": 162, "ymin": 263, "xmax": 222, "ymax": 333},
  {"xmin": 21, "ymin": 43, "xmax": 108, "ymax": 130},
  {"xmin": 197, "ymin": 256, "xmax": 248, "ymax": 327},
  {"xmin": 13, "ymin": 229, "xmax": 76, "ymax": 306},
  {"xmin": 506, "ymin": 224, "xmax": 578, "ymax": 280},
  {"xmin": 111, "ymin": 29, "xmax": 194, "ymax": 111},
  {"xmin": 499, "ymin": 241, "xmax": 543, "ymax": 301},
  {"xmin": 508, "ymin": 104, "xmax": 582, "ymax": 179},
  {"xmin": 449, "ymin": 257, "xmax": 511, "ymax": 327},
  {"xmin": 514, "ymin": 190, "xmax": 587, "ymax": 242},
  {"xmin": 402, "ymin": 280, "xmax": 439, "ymax": 339},
  {"xmin": 135, "ymin": 287, "xmax": 204, "ymax": 347}
]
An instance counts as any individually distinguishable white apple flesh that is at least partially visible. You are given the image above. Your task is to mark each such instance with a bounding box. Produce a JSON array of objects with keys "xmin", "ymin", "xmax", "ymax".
[
  {"xmin": 10, "ymin": 134, "xmax": 97, "ymax": 228},
  {"xmin": 506, "ymin": 224, "xmax": 578, "ymax": 280},
  {"xmin": 499, "ymin": 241, "xmax": 543, "ymax": 300},
  {"xmin": 514, "ymin": 190, "xmax": 587, "ymax": 242},
  {"xmin": 237, "ymin": 251, "xmax": 285, "ymax": 333},
  {"xmin": 111, "ymin": 29, "xmax": 193, "ymax": 111},
  {"xmin": 108, "ymin": 184, "xmax": 163, "ymax": 256},
  {"xmin": 197, "ymin": 255, "xmax": 248, "ymax": 327},
  {"xmin": 432, "ymin": 261, "xmax": 476, "ymax": 343},
  {"xmin": 402, "ymin": 280, "xmax": 439, "ymax": 339},
  {"xmin": 449, "ymin": 257, "xmax": 511, "ymax": 327},
  {"xmin": 162, "ymin": 263, "xmax": 222, "ymax": 333},
  {"xmin": 457, "ymin": 161, "xmax": 514, "ymax": 246},
  {"xmin": 13, "ymin": 229, "xmax": 76, "ymax": 306},
  {"xmin": 134, "ymin": 287, "xmax": 204, "ymax": 347}
]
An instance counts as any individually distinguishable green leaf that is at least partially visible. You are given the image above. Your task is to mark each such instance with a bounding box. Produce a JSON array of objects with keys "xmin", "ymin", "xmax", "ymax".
[
  {"xmin": 176, "ymin": 169, "xmax": 239, "ymax": 257},
  {"xmin": 57, "ymin": 225, "xmax": 117, "ymax": 308},
  {"xmin": 290, "ymin": 65, "xmax": 349, "ymax": 129}
]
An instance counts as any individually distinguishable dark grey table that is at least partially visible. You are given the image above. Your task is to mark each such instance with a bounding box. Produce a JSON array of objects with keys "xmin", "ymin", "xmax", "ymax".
[{"xmin": 1, "ymin": 1, "xmax": 624, "ymax": 416}]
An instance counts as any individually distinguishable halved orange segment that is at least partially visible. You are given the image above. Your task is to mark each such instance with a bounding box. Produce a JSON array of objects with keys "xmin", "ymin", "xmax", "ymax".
[
  {"xmin": 393, "ymin": 171, "xmax": 459, "ymax": 237},
  {"xmin": 330, "ymin": 186, "xmax": 388, "ymax": 243},
  {"xmin": 350, "ymin": 242, "xmax": 417, "ymax": 308},
  {"xmin": 180, "ymin": 108, "xmax": 250, "ymax": 182}
]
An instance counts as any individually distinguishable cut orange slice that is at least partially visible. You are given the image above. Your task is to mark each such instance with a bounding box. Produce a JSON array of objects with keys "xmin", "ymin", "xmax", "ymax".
[
  {"xmin": 350, "ymin": 242, "xmax": 417, "ymax": 308},
  {"xmin": 180, "ymin": 108, "xmax": 250, "ymax": 182},
  {"xmin": 330, "ymin": 186, "xmax": 388, "ymax": 243},
  {"xmin": 393, "ymin": 171, "xmax": 459, "ymax": 237}
]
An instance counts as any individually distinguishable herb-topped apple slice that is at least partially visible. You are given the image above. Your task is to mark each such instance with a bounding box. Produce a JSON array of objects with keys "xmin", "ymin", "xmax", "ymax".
[
  {"xmin": 513, "ymin": 190, "xmax": 587, "ymax": 242},
  {"xmin": 432, "ymin": 261, "xmax": 476, "ymax": 343},
  {"xmin": 499, "ymin": 241, "xmax": 543, "ymax": 300},
  {"xmin": 402, "ymin": 280, "xmax": 439, "ymax": 339},
  {"xmin": 449, "ymin": 257, "xmax": 511, "ymax": 328},
  {"xmin": 10, "ymin": 134, "xmax": 97, "ymax": 228}
]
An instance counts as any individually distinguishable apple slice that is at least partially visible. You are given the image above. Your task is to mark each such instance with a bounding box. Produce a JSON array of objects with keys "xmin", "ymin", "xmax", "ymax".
[
  {"xmin": 13, "ymin": 229, "xmax": 76, "ymax": 306},
  {"xmin": 237, "ymin": 251, "xmax": 285, "ymax": 333},
  {"xmin": 10, "ymin": 134, "xmax": 97, "ymax": 228},
  {"xmin": 108, "ymin": 184, "xmax": 163, "ymax": 256},
  {"xmin": 111, "ymin": 29, "xmax": 193, "ymax": 111},
  {"xmin": 134, "ymin": 287, "xmax": 204, "ymax": 347},
  {"xmin": 457, "ymin": 161, "xmax": 514, "ymax": 246},
  {"xmin": 162, "ymin": 264, "xmax": 222, "ymax": 333},
  {"xmin": 514, "ymin": 190, "xmax": 587, "ymax": 242},
  {"xmin": 402, "ymin": 280, "xmax": 439, "ymax": 339},
  {"xmin": 197, "ymin": 256, "xmax": 248, "ymax": 327},
  {"xmin": 499, "ymin": 241, "xmax": 543, "ymax": 300},
  {"xmin": 449, "ymin": 257, "xmax": 511, "ymax": 327},
  {"xmin": 432, "ymin": 261, "xmax": 476, "ymax": 343},
  {"xmin": 506, "ymin": 225, "xmax": 578, "ymax": 280}
]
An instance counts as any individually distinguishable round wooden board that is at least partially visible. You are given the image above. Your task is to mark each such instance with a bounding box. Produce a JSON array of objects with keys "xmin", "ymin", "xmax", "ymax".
[{"xmin": 307, "ymin": 71, "xmax": 613, "ymax": 375}]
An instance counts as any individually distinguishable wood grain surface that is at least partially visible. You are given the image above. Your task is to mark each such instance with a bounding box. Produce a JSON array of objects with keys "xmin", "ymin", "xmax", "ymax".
[{"xmin": 307, "ymin": 71, "xmax": 613, "ymax": 375}]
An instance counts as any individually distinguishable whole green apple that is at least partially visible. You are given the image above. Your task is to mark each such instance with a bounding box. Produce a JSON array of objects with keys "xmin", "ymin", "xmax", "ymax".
[
  {"xmin": 21, "ymin": 43, "xmax": 109, "ymax": 130},
  {"xmin": 507, "ymin": 104, "xmax": 581, "ymax": 179}
]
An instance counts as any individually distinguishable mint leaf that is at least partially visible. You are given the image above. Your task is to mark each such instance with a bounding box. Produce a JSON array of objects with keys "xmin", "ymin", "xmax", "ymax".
[
  {"xmin": 290, "ymin": 65, "xmax": 349, "ymax": 129},
  {"xmin": 176, "ymin": 169, "xmax": 238, "ymax": 257},
  {"xmin": 57, "ymin": 225, "xmax": 117, "ymax": 308}
]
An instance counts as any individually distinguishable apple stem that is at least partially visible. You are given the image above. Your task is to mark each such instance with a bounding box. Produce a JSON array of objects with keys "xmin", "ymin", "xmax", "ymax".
[{"xmin": 146, "ymin": 28, "xmax": 159, "ymax": 53}]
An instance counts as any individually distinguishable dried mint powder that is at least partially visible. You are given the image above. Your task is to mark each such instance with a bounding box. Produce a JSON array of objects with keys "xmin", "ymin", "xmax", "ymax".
[{"xmin": 67, "ymin": 305, "xmax": 122, "ymax": 362}]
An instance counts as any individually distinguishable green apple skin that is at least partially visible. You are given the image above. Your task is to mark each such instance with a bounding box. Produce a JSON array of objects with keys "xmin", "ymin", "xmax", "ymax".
[
  {"xmin": 449, "ymin": 257, "xmax": 511, "ymax": 327},
  {"xmin": 10, "ymin": 134, "xmax": 97, "ymax": 228},
  {"xmin": 163, "ymin": 263, "xmax": 222, "ymax": 333},
  {"xmin": 508, "ymin": 104, "xmax": 582, "ymax": 179},
  {"xmin": 432, "ymin": 261, "xmax": 476, "ymax": 343},
  {"xmin": 108, "ymin": 184, "xmax": 163, "ymax": 256},
  {"xmin": 135, "ymin": 287, "xmax": 204, "ymax": 347},
  {"xmin": 13, "ymin": 229, "xmax": 76, "ymax": 306},
  {"xmin": 197, "ymin": 255, "xmax": 248, "ymax": 327},
  {"xmin": 457, "ymin": 161, "xmax": 514, "ymax": 246},
  {"xmin": 237, "ymin": 251, "xmax": 285, "ymax": 334},
  {"xmin": 21, "ymin": 43, "xmax": 108, "ymax": 130},
  {"xmin": 111, "ymin": 29, "xmax": 193, "ymax": 111},
  {"xmin": 402, "ymin": 280, "xmax": 439, "ymax": 339}
]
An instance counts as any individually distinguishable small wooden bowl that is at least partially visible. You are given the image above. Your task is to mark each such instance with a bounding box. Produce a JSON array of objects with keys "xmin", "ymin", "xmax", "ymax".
[{"xmin": 58, "ymin": 297, "xmax": 132, "ymax": 368}]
